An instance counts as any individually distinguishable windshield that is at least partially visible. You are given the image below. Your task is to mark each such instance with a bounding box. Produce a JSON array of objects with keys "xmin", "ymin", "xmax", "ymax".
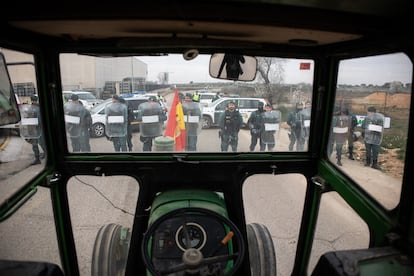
[
  {"xmin": 77, "ymin": 93, "xmax": 97, "ymax": 100},
  {"xmin": 90, "ymin": 99, "xmax": 111, "ymax": 114},
  {"xmin": 60, "ymin": 53, "xmax": 314, "ymax": 153}
]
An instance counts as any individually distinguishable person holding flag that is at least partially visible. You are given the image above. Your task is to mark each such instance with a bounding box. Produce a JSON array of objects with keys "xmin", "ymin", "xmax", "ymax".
[{"xmin": 164, "ymin": 89, "xmax": 186, "ymax": 151}]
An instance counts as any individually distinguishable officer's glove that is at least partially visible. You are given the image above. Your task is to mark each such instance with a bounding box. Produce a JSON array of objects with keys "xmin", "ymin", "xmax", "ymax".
[{"xmin": 218, "ymin": 130, "xmax": 222, "ymax": 138}]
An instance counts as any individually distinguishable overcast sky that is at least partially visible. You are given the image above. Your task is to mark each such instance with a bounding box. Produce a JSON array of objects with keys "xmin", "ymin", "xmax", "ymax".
[
  {"xmin": 338, "ymin": 53, "xmax": 412, "ymax": 85},
  {"xmin": 139, "ymin": 52, "xmax": 412, "ymax": 86}
]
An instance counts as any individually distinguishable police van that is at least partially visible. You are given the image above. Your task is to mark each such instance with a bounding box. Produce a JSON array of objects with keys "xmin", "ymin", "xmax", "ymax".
[{"xmin": 201, "ymin": 97, "xmax": 268, "ymax": 129}]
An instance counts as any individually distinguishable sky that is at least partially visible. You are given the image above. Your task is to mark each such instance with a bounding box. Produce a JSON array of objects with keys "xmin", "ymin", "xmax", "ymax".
[
  {"xmin": 337, "ymin": 53, "xmax": 412, "ymax": 85},
  {"xmin": 138, "ymin": 52, "xmax": 412, "ymax": 86},
  {"xmin": 138, "ymin": 55, "xmax": 314, "ymax": 84}
]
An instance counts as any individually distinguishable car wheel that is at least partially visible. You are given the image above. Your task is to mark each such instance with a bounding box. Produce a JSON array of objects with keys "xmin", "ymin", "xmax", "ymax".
[
  {"xmin": 201, "ymin": 115, "xmax": 212, "ymax": 129},
  {"xmin": 91, "ymin": 123, "xmax": 105, "ymax": 138},
  {"xmin": 246, "ymin": 223, "xmax": 276, "ymax": 276}
]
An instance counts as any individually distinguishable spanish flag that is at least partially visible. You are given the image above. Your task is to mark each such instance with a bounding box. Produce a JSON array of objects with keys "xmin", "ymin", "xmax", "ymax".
[{"xmin": 164, "ymin": 89, "xmax": 186, "ymax": 151}]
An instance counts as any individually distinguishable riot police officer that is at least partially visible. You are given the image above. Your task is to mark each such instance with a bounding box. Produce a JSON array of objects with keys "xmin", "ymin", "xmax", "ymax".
[
  {"xmin": 261, "ymin": 104, "xmax": 281, "ymax": 151},
  {"xmin": 342, "ymin": 107, "xmax": 358, "ymax": 160},
  {"xmin": 20, "ymin": 95, "xmax": 46, "ymax": 165},
  {"xmin": 119, "ymin": 97, "xmax": 134, "ymax": 151},
  {"xmin": 182, "ymin": 93, "xmax": 202, "ymax": 151},
  {"xmin": 301, "ymin": 101, "xmax": 312, "ymax": 149},
  {"xmin": 218, "ymin": 101, "xmax": 242, "ymax": 152},
  {"xmin": 287, "ymin": 102, "xmax": 305, "ymax": 151},
  {"xmin": 362, "ymin": 106, "xmax": 384, "ymax": 170},
  {"xmin": 247, "ymin": 101, "xmax": 265, "ymax": 151},
  {"xmin": 105, "ymin": 94, "xmax": 128, "ymax": 152},
  {"xmin": 331, "ymin": 107, "xmax": 350, "ymax": 166},
  {"xmin": 137, "ymin": 96, "xmax": 167, "ymax": 151},
  {"xmin": 64, "ymin": 94, "xmax": 91, "ymax": 152}
]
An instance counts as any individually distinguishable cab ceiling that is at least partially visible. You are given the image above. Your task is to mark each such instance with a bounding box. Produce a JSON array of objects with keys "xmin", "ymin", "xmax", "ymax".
[{"xmin": 10, "ymin": 20, "xmax": 361, "ymax": 46}]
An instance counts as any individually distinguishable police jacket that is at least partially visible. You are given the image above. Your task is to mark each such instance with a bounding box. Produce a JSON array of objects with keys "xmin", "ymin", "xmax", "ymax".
[
  {"xmin": 219, "ymin": 109, "xmax": 242, "ymax": 134},
  {"xmin": 247, "ymin": 109, "xmax": 265, "ymax": 131}
]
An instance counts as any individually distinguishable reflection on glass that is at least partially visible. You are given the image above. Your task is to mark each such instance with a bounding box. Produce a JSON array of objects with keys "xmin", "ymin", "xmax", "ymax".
[
  {"xmin": 60, "ymin": 54, "xmax": 314, "ymax": 153},
  {"xmin": 329, "ymin": 52, "xmax": 412, "ymax": 209}
]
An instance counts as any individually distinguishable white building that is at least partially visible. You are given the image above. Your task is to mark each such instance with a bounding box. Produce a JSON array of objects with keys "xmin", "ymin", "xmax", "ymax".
[{"xmin": 60, "ymin": 54, "xmax": 147, "ymax": 95}]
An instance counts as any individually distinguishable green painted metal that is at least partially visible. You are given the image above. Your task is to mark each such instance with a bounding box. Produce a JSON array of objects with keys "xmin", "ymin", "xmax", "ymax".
[{"xmin": 148, "ymin": 189, "xmax": 228, "ymax": 225}]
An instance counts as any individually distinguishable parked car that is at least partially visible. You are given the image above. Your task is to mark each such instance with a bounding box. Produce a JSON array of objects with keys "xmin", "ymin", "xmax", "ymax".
[
  {"xmin": 89, "ymin": 95, "xmax": 150, "ymax": 138},
  {"xmin": 144, "ymin": 93, "xmax": 169, "ymax": 114},
  {"xmin": 201, "ymin": 97, "xmax": 268, "ymax": 129},
  {"xmin": 198, "ymin": 92, "xmax": 220, "ymax": 107},
  {"xmin": 63, "ymin": 91, "xmax": 103, "ymax": 110}
]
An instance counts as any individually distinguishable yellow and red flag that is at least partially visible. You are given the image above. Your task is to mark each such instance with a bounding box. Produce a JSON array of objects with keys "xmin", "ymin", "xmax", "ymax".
[{"xmin": 164, "ymin": 89, "xmax": 186, "ymax": 151}]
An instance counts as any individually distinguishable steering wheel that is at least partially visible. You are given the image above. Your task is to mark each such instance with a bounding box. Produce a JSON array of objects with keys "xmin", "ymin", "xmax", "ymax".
[{"xmin": 141, "ymin": 207, "xmax": 245, "ymax": 276}]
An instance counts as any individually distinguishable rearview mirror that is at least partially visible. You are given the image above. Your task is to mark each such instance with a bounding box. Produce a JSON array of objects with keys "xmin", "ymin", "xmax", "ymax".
[
  {"xmin": 0, "ymin": 52, "xmax": 20, "ymax": 126},
  {"xmin": 209, "ymin": 53, "xmax": 257, "ymax": 81}
]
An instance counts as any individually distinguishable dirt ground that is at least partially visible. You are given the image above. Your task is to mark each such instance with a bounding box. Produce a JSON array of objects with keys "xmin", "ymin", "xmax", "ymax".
[{"xmin": 351, "ymin": 140, "xmax": 404, "ymax": 179}]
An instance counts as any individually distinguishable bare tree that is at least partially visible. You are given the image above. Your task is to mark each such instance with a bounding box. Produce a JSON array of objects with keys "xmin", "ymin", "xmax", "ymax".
[
  {"xmin": 255, "ymin": 57, "xmax": 286, "ymax": 104},
  {"xmin": 389, "ymin": 81, "xmax": 403, "ymax": 94}
]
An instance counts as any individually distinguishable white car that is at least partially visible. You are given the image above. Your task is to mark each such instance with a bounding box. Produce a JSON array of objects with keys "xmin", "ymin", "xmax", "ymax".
[
  {"xmin": 201, "ymin": 97, "xmax": 268, "ymax": 129},
  {"xmin": 198, "ymin": 92, "xmax": 220, "ymax": 107},
  {"xmin": 144, "ymin": 93, "xmax": 169, "ymax": 114},
  {"xmin": 89, "ymin": 95, "xmax": 167, "ymax": 138},
  {"xmin": 63, "ymin": 91, "xmax": 103, "ymax": 110}
]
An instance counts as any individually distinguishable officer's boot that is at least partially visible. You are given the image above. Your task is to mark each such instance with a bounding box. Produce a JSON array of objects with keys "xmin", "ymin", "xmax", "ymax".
[
  {"xmin": 336, "ymin": 152, "xmax": 342, "ymax": 166},
  {"xmin": 372, "ymin": 159, "xmax": 381, "ymax": 170},
  {"xmin": 31, "ymin": 145, "xmax": 41, "ymax": 165},
  {"xmin": 348, "ymin": 146, "xmax": 355, "ymax": 160},
  {"xmin": 364, "ymin": 157, "xmax": 371, "ymax": 167}
]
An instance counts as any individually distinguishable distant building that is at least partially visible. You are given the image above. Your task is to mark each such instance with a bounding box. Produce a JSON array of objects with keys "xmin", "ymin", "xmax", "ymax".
[
  {"xmin": 2, "ymin": 49, "xmax": 148, "ymax": 99},
  {"xmin": 60, "ymin": 54, "xmax": 148, "ymax": 96}
]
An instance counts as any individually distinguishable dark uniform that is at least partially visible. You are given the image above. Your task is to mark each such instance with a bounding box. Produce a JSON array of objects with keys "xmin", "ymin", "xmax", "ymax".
[
  {"xmin": 80, "ymin": 107, "xmax": 92, "ymax": 152},
  {"xmin": 300, "ymin": 102, "xmax": 312, "ymax": 149},
  {"xmin": 119, "ymin": 97, "xmax": 134, "ymax": 151},
  {"xmin": 287, "ymin": 102, "xmax": 305, "ymax": 151},
  {"xmin": 343, "ymin": 108, "xmax": 358, "ymax": 160},
  {"xmin": 218, "ymin": 101, "xmax": 242, "ymax": 152},
  {"xmin": 105, "ymin": 95, "xmax": 128, "ymax": 152},
  {"xmin": 261, "ymin": 106, "xmax": 281, "ymax": 151},
  {"xmin": 137, "ymin": 96, "xmax": 167, "ymax": 151},
  {"xmin": 332, "ymin": 111, "xmax": 350, "ymax": 166},
  {"xmin": 64, "ymin": 94, "xmax": 91, "ymax": 152},
  {"xmin": 362, "ymin": 106, "xmax": 384, "ymax": 170},
  {"xmin": 247, "ymin": 102, "xmax": 265, "ymax": 151}
]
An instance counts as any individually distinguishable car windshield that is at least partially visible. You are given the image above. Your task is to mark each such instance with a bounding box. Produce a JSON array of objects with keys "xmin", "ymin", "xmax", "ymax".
[
  {"xmin": 77, "ymin": 93, "xmax": 96, "ymax": 100},
  {"xmin": 89, "ymin": 99, "xmax": 111, "ymax": 114}
]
